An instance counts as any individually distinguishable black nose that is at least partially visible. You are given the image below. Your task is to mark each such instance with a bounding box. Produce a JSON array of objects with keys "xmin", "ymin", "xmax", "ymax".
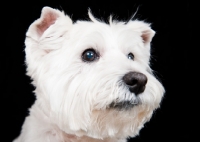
[{"xmin": 123, "ymin": 72, "xmax": 147, "ymax": 95}]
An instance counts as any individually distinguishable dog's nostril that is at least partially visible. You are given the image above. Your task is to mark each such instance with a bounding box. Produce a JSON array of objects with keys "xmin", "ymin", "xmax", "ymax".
[
  {"xmin": 123, "ymin": 72, "xmax": 147, "ymax": 95},
  {"xmin": 126, "ymin": 78, "xmax": 137, "ymax": 86},
  {"xmin": 126, "ymin": 76, "xmax": 138, "ymax": 86}
]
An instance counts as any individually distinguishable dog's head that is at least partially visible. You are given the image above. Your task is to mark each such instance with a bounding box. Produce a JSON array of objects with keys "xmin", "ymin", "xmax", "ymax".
[{"xmin": 25, "ymin": 7, "xmax": 164, "ymax": 139}]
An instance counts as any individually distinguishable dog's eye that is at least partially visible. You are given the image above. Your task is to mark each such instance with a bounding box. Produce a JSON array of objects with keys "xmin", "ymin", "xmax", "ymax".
[
  {"xmin": 82, "ymin": 49, "xmax": 98, "ymax": 62},
  {"xmin": 128, "ymin": 53, "xmax": 134, "ymax": 60}
]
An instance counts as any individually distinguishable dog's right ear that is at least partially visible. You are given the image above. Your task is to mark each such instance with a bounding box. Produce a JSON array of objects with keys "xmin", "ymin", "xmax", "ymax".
[{"xmin": 26, "ymin": 7, "xmax": 72, "ymax": 50}]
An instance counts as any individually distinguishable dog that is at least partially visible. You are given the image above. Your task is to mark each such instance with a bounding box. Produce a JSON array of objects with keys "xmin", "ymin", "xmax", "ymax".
[{"xmin": 13, "ymin": 6, "xmax": 165, "ymax": 142}]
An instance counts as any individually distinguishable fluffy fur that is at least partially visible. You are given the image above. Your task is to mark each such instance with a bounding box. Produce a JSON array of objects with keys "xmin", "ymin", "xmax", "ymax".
[{"xmin": 13, "ymin": 7, "xmax": 165, "ymax": 142}]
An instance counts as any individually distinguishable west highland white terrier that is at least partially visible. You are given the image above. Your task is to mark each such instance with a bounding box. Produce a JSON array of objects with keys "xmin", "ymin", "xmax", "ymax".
[{"xmin": 14, "ymin": 6, "xmax": 165, "ymax": 142}]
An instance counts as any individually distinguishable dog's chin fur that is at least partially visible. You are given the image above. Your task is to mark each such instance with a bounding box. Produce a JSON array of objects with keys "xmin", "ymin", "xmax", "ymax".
[{"xmin": 13, "ymin": 7, "xmax": 165, "ymax": 142}]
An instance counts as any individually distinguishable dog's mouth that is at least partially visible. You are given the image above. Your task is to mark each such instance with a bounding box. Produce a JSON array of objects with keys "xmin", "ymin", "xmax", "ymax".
[{"xmin": 108, "ymin": 98, "xmax": 141, "ymax": 111}]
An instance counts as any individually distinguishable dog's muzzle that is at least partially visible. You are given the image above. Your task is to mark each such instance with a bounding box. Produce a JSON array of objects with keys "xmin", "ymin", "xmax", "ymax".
[{"xmin": 108, "ymin": 72, "xmax": 147, "ymax": 110}]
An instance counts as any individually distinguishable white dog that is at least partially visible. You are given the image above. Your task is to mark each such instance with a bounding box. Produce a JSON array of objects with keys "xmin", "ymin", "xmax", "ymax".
[{"xmin": 14, "ymin": 7, "xmax": 165, "ymax": 142}]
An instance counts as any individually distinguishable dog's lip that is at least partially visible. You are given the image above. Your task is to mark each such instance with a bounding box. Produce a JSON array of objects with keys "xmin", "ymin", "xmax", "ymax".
[{"xmin": 108, "ymin": 99, "xmax": 141, "ymax": 111}]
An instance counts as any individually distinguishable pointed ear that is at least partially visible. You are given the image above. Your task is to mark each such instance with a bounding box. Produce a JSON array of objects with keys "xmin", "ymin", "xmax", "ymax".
[
  {"xmin": 25, "ymin": 7, "xmax": 73, "ymax": 79},
  {"xmin": 26, "ymin": 6, "xmax": 72, "ymax": 46},
  {"xmin": 127, "ymin": 21, "xmax": 155, "ymax": 46}
]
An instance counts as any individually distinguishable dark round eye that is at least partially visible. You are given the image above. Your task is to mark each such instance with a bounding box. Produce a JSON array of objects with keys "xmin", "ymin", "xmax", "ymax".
[
  {"xmin": 128, "ymin": 53, "xmax": 134, "ymax": 60},
  {"xmin": 82, "ymin": 49, "xmax": 98, "ymax": 62}
]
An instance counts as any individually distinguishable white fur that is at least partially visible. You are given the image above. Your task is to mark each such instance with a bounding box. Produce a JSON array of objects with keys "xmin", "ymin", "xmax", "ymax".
[{"xmin": 14, "ymin": 7, "xmax": 165, "ymax": 142}]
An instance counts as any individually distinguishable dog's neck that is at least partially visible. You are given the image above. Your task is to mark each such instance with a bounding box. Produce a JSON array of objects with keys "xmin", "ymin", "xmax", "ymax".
[
  {"xmin": 27, "ymin": 98, "xmax": 124, "ymax": 142},
  {"xmin": 62, "ymin": 133, "xmax": 123, "ymax": 142}
]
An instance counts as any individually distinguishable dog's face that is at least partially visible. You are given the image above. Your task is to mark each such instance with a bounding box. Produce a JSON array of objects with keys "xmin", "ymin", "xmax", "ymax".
[{"xmin": 25, "ymin": 7, "xmax": 164, "ymax": 139}]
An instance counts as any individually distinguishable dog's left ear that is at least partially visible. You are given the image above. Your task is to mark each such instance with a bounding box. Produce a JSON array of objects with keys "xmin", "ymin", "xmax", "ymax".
[{"xmin": 127, "ymin": 21, "xmax": 155, "ymax": 47}]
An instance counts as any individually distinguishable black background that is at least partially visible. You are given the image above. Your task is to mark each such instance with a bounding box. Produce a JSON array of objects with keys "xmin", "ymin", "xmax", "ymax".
[{"xmin": 3, "ymin": 0, "xmax": 192, "ymax": 142}]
